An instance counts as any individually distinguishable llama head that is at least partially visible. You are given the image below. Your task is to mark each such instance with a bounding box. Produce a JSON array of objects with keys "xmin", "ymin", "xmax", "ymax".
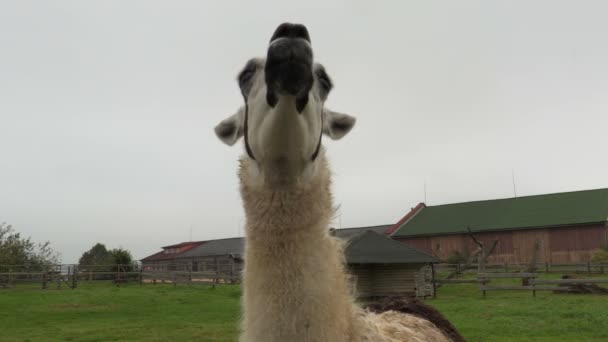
[{"xmin": 215, "ymin": 23, "xmax": 356, "ymax": 187}]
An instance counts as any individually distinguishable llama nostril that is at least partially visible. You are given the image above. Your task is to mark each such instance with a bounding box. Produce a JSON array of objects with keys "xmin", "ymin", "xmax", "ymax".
[
  {"xmin": 270, "ymin": 23, "xmax": 310, "ymax": 43},
  {"xmin": 267, "ymin": 39, "xmax": 313, "ymax": 66}
]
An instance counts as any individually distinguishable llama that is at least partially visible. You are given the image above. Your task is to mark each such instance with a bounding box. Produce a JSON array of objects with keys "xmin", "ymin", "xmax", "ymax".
[{"xmin": 214, "ymin": 23, "xmax": 463, "ymax": 342}]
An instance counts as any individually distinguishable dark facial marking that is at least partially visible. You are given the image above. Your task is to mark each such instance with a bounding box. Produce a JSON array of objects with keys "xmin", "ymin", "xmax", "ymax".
[
  {"xmin": 270, "ymin": 23, "xmax": 311, "ymax": 43},
  {"xmin": 238, "ymin": 59, "xmax": 258, "ymax": 98},
  {"xmin": 266, "ymin": 90, "xmax": 278, "ymax": 108},
  {"xmin": 315, "ymin": 66, "xmax": 333, "ymax": 101},
  {"xmin": 311, "ymin": 112, "xmax": 323, "ymax": 161},
  {"xmin": 243, "ymin": 102, "xmax": 256, "ymax": 160},
  {"xmin": 295, "ymin": 94, "xmax": 309, "ymax": 113},
  {"xmin": 237, "ymin": 60, "xmax": 259, "ymax": 160}
]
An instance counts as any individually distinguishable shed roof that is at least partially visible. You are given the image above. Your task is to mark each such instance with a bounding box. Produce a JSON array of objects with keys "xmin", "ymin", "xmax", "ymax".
[
  {"xmin": 333, "ymin": 225, "xmax": 391, "ymax": 240},
  {"xmin": 345, "ymin": 230, "xmax": 439, "ymax": 264},
  {"xmin": 141, "ymin": 227, "xmax": 435, "ymax": 264},
  {"xmin": 140, "ymin": 241, "xmax": 205, "ymax": 262},
  {"xmin": 391, "ymin": 188, "xmax": 608, "ymax": 237},
  {"xmin": 176, "ymin": 237, "xmax": 244, "ymax": 259},
  {"xmin": 162, "ymin": 241, "xmax": 205, "ymax": 249}
]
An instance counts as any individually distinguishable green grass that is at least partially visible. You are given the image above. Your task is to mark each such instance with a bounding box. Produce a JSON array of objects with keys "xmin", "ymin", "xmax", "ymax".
[
  {"xmin": 1, "ymin": 276, "xmax": 607, "ymax": 341},
  {"xmin": 429, "ymin": 273, "xmax": 608, "ymax": 341},
  {"xmin": 0, "ymin": 283, "xmax": 240, "ymax": 341}
]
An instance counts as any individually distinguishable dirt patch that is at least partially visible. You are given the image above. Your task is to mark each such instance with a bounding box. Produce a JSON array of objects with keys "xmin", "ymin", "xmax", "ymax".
[{"xmin": 554, "ymin": 275, "xmax": 608, "ymax": 295}]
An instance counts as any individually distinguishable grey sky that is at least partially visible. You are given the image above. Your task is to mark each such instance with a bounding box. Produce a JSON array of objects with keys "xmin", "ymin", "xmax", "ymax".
[{"xmin": 1, "ymin": 1, "xmax": 606, "ymax": 263}]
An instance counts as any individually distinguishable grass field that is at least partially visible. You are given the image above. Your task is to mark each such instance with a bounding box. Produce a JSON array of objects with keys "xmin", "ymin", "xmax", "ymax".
[
  {"xmin": 429, "ymin": 276, "xmax": 608, "ymax": 342},
  {"xmin": 0, "ymin": 283, "xmax": 241, "ymax": 341},
  {"xmin": 1, "ymin": 277, "xmax": 607, "ymax": 341}
]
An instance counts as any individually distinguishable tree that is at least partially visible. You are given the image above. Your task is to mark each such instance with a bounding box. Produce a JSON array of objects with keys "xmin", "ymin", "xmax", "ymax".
[
  {"xmin": 78, "ymin": 243, "xmax": 112, "ymax": 271},
  {"xmin": 108, "ymin": 248, "xmax": 135, "ymax": 272},
  {"xmin": 78, "ymin": 244, "xmax": 136, "ymax": 272},
  {"xmin": 0, "ymin": 222, "xmax": 60, "ymax": 269},
  {"xmin": 591, "ymin": 246, "xmax": 608, "ymax": 263}
]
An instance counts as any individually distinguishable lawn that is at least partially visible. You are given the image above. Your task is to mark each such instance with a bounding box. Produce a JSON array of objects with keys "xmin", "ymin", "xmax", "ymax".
[
  {"xmin": 1, "ymin": 277, "xmax": 607, "ymax": 341},
  {"xmin": 0, "ymin": 283, "xmax": 241, "ymax": 342},
  {"xmin": 428, "ymin": 275, "xmax": 608, "ymax": 342}
]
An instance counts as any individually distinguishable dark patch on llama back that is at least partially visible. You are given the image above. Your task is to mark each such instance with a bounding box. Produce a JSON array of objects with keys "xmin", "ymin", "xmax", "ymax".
[{"xmin": 365, "ymin": 297, "xmax": 465, "ymax": 342}]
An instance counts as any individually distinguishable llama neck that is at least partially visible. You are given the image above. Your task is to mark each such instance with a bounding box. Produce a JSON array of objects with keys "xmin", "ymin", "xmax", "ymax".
[{"xmin": 238, "ymin": 154, "xmax": 356, "ymax": 341}]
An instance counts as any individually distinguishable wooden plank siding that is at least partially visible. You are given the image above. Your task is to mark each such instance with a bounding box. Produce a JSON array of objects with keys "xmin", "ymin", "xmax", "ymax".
[
  {"xmin": 348, "ymin": 264, "xmax": 423, "ymax": 297},
  {"xmin": 395, "ymin": 224, "xmax": 607, "ymax": 264},
  {"xmin": 142, "ymin": 256, "xmax": 243, "ymax": 275}
]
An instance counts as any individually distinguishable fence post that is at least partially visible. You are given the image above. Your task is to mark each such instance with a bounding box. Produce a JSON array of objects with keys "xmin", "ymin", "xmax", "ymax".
[
  {"xmin": 545, "ymin": 262, "xmax": 549, "ymax": 273},
  {"xmin": 504, "ymin": 263, "xmax": 508, "ymax": 273},
  {"xmin": 139, "ymin": 268, "xmax": 143, "ymax": 286},
  {"xmin": 72, "ymin": 265, "xmax": 77, "ymax": 289},
  {"xmin": 587, "ymin": 262, "xmax": 592, "ymax": 276},
  {"xmin": 431, "ymin": 263, "xmax": 437, "ymax": 299},
  {"xmin": 42, "ymin": 272, "xmax": 47, "ymax": 290},
  {"xmin": 56, "ymin": 271, "xmax": 60, "ymax": 289},
  {"xmin": 8, "ymin": 268, "xmax": 12, "ymax": 287}
]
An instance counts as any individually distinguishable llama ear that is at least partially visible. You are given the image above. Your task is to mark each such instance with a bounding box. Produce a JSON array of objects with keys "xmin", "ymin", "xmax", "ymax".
[
  {"xmin": 214, "ymin": 107, "xmax": 245, "ymax": 146},
  {"xmin": 323, "ymin": 109, "xmax": 356, "ymax": 140}
]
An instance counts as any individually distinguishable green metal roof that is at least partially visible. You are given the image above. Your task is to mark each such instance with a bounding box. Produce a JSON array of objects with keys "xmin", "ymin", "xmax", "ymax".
[{"xmin": 392, "ymin": 188, "xmax": 608, "ymax": 237}]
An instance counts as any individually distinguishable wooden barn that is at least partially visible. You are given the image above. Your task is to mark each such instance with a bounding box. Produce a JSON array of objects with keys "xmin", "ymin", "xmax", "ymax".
[{"xmin": 387, "ymin": 188, "xmax": 608, "ymax": 264}]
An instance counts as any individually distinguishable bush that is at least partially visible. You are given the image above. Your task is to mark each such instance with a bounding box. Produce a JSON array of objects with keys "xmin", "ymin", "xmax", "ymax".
[
  {"xmin": 591, "ymin": 247, "xmax": 608, "ymax": 263},
  {"xmin": 445, "ymin": 251, "xmax": 467, "ymax": 264}
]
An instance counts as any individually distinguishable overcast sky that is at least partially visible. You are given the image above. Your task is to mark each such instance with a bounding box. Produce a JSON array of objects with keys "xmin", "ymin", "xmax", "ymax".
[{"xmin": 1, "ymin": 1, "xmax": 607, "ymax": 263}]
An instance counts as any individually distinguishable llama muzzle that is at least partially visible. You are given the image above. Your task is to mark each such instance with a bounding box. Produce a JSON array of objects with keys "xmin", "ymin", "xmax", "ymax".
[{"xmin": 265, "ymin": 23, "xmax": 314, "ymax": 112}]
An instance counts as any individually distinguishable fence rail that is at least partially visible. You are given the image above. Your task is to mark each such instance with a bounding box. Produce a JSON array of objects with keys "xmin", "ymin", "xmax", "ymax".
[
  {"xmin": 0, "ymin": 263, "xmax": 242, "ymax": 289},
  {"xmin": 432, "ymin": 264, "xmax": 608, "ymax": 298},
  {"xmin": 435, "ymin": 262, "xmax": 608, "ymax": 275}
]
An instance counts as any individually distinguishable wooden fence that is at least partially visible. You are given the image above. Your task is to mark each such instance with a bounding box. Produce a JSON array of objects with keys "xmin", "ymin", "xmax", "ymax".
[
  {"xmin": 435, "ymin": 262, "xmax": 608, "ymax": 275},
  {"xmin": 0, "ymin": 264, "xmax": 241, "ymax": 289},
  {"xmin": 433, "ymin": 270, "xmax": 608, "ymax": 298}
]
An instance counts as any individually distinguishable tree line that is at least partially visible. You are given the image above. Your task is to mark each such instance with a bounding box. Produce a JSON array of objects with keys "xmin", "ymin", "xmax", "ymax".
[{"xmin": 1, "ymin": 222, "xmax": 135, "ymax": 271}]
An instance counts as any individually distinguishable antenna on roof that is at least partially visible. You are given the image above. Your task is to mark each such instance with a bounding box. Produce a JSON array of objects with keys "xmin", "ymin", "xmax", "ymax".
[
  {"xmin": 424, "ymin": 180, "xmax": 428, "ymax": 204},
  {"xmin": 511, "ymin": 170, "xmax": 518, "ymax": 197},
  {"xmin": 237, "ymin": 217, "xmax": 244, "ymax": 237}
]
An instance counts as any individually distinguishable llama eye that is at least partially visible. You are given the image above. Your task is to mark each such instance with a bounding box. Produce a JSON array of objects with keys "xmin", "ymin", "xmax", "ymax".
[
  {"xmin": 318, "ymin": 76, "xmax": 330, "ymax": 91},
  {"xmin": 316, "ymin": 68, "xmax": 333, "ymax": 93},
  {"xmin": 238, "ymin": 60, "xmax": 259, "ymax": 89},
  {"xmin": 239, "ymin": 69, "xmax": 255, "ymax": 86}
]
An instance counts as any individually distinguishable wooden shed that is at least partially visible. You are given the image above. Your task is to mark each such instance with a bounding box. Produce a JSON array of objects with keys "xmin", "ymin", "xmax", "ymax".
[
  {"xmin": 140, "ymin": 241, "xmax": 205, "ymax": 271},
  {"xmin": 388, "ymin": 188, "xmax": 608, "ymax": 264},
  {"xmin": 141, "ymin": 238, "xmax": 243, "ymax": 275},
  {"xmin": 336, "ymin": 229, "xmax": 439, "ymax": 298},
  {"xmin": 176, "ymin": 237, "xmax": 244, "ymax": 275}
]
